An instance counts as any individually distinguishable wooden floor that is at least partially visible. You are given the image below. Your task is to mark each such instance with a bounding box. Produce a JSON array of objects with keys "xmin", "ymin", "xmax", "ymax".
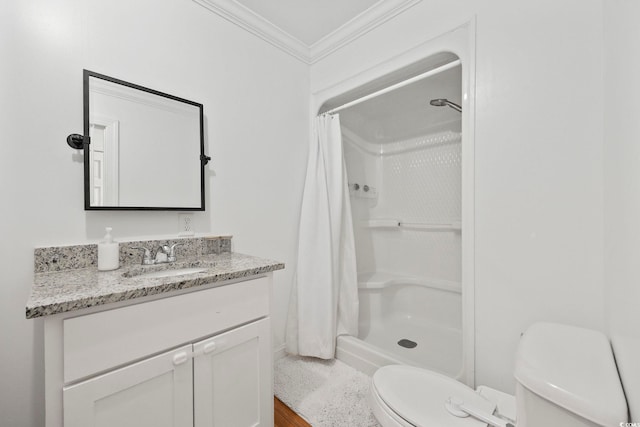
[{"xmin": 274, "ymin": 397, "xmax": 312, "ymax": 427}]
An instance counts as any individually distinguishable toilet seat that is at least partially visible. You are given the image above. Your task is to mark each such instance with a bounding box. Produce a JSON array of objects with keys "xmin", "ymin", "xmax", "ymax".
[{"xmin": 370, "ymin": 365, "xmax": 495, "ymax": 427}]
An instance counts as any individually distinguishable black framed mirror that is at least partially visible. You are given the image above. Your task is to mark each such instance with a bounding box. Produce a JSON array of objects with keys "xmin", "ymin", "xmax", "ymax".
[{"xmin": 82, "ymin": 70, "xmax": 207, "ymax": 210}]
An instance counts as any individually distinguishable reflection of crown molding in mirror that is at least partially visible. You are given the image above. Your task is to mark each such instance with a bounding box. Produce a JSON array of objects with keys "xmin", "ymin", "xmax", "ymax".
[
  {"xmin": 192, "ymin": 0, "xmax": 422, "ymax": 64},
  {"xmin": 90, "ymin": 79, "xmax": 198, "ymax": 117}
]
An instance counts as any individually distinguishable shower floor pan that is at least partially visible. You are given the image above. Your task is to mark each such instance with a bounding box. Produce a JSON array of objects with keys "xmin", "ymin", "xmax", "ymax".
[{"xmin": 337, "ymin": 315, "xmax": 462, "ymax": 379}]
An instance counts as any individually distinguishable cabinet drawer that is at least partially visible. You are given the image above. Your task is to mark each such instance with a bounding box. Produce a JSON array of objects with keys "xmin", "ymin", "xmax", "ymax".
[{"xmin": 63, "ymin": 277, "xmax": 269, "ymax": 383}]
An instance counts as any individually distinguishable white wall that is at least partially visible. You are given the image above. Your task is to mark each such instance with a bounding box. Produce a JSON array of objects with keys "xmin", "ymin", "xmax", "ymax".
[
  {"xmin": 312, "ymin": 0, "xmax": 605, "ymax": 392},
  {"xmin": 0, "ymin": 0, "xmax": 308, "ymax": 425},
  {"xmin": 604, "ymin": 1, "xmax": 640, "ymax": 421}
]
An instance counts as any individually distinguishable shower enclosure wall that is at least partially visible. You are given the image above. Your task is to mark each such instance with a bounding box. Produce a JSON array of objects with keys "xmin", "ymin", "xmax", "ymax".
[{"xmin": 335, "ymin": 62, "xmax": 463, "ymax": 380}]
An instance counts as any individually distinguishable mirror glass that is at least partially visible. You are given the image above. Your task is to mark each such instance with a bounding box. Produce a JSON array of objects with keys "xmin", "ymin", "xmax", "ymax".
[{"xmin": 84, "ymin": 70, "xmax": 205, "ymax": 210}]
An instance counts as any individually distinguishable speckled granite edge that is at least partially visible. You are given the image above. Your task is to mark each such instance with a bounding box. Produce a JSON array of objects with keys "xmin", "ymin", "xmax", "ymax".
[
  {"xmin": 26, "ymin": 252, "xmax": 284, "ymax": 319},
  {"xmin": 34, "ymin": 236, "xmax": 233, "ymax": 273}
]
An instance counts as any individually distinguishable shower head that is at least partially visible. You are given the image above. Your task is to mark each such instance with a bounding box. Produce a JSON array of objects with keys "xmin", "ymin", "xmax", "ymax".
[{"xmin": 429, "ymin": 98, "xmax": 462, "ymax": 112}]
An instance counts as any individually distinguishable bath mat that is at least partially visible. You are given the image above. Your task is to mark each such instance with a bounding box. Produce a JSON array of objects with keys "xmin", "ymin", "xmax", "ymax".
[{"xmin": 274, "ymin": 355, "xmax": 381, "ymax": 427}]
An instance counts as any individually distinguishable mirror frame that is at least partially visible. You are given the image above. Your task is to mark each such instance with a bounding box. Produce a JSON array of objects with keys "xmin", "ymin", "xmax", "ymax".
[{"xmin": 83, "ymin": 70, "xmax": 206, "ymax": 211}]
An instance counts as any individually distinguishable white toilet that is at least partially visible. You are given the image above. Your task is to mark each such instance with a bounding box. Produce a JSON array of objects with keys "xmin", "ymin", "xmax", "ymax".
[{"xmin": 369, "ymin": 322, "xmax": 629, "ymax": 426}]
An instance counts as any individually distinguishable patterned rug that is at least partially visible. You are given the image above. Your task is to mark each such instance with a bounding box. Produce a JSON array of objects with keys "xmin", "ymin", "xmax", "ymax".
[{"xmin": 274, "ymin": 355, "xmax": 381, "ymax": 427}]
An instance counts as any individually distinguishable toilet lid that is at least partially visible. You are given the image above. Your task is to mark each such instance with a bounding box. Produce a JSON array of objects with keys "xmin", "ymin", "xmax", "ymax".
[{"xmin": 372, "ymin": 365, "xmax": 495, "ymax": 427}]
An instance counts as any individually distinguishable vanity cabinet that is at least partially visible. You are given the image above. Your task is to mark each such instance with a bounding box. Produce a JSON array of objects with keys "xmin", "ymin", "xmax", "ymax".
[{"xmin": 43, "ymin": 275, "xmax": 274, "ymax": 427}]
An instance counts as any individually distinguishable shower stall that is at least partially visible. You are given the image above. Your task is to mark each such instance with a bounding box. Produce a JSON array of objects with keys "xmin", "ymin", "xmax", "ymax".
[{"xmin": 333, "ymin": 59, "xmax": 465, "ymax": 380}]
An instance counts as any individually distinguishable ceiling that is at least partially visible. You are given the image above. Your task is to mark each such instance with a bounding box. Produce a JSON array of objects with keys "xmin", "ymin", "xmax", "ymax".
[
  {"xmin": 340, "ymin": 64, "xmax": 462, "ymax": 144},
  {"xmin": 234, "ymin": 0, "xmax": 380, "ymax": 45}
]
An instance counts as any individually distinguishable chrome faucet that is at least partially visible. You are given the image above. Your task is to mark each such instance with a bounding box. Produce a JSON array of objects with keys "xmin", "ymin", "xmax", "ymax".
[{"xmin": 132, "ymin": 243, "xmax": 183, "ymax": 265}]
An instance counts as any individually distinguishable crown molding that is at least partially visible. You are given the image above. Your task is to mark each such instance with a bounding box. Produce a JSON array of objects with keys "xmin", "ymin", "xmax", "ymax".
[
  {"xmin": 193, "ymin": 0, "xmax": 310, "ymax": 62},
  {"xmin": 309, "ymin": 0, "xmax": 422, "ymax": 63},
  {"xmin": 192, "ymin": 0, "xmax": 422, "ymax": 64}
]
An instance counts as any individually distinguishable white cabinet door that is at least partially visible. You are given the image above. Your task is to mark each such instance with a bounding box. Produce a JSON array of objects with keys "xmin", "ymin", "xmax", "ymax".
[
  {"xmin": 193, "ymin": 318, "xmax": 273, "ymax": 427},
  {"xmin": 63, "ymin": 344, "xmax": 193, "ymax": 427}
]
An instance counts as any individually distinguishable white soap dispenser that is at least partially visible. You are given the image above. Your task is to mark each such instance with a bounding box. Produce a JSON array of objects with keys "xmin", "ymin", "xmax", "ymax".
[{"xmin": 98, "ymin": 227, "xmax": 119, "ymax": 271}]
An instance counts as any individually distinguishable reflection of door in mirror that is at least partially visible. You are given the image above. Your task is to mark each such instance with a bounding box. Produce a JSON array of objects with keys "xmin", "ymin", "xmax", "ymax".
[{"xmin": 89, "ymin": 116, "xmax": 119, "ymax": 206}]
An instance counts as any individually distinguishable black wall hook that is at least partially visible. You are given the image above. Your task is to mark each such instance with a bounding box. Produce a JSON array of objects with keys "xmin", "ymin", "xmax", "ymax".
[
  {"xmin": 201, "ymin": 154, "xmax": 212, "ymax": 165},
  {"xmin": 67, "ymin": 134, "xmax": 85, "ymax": 149}
]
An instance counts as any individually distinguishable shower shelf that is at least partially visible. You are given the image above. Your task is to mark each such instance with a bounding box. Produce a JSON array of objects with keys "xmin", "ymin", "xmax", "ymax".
[
  {"xmin": 357, "ymin": 271, "xmax": 461, "ymax": 294},
  {"xmin": 361, "ymin": 219, "xmax": 461, "ymax": 231}
]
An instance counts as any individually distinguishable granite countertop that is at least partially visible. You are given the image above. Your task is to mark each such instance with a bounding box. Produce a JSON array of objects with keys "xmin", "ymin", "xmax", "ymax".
[{"xmin": 26, "ymin": 252, "xmax": 284, "ymax": 319}]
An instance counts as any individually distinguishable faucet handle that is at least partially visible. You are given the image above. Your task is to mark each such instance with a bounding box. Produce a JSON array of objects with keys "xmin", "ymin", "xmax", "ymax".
[
  {"xmin": 167, "ymin": 243, "xmax": 183, "ymax": 262},
  {"xmin": 131, "ymin": 246, "xmax": 154, "ymax": 265}
]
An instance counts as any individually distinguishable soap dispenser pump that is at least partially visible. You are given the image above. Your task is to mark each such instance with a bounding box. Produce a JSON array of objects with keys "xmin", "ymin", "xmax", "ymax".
[{"xmin": 98, "ymin": 227, "xmax": 119, "ymax": 271}]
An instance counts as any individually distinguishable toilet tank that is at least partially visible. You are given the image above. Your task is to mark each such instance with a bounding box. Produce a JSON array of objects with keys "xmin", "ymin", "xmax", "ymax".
[{"xmin": 514, "ymin": 323, "xmax": 628, "ymax": 427}]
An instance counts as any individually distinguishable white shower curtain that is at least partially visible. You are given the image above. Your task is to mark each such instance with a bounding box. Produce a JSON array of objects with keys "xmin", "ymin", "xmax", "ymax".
[{"xmin": 285, "ymin": 113, "xmax": 359, "ymax": 359}]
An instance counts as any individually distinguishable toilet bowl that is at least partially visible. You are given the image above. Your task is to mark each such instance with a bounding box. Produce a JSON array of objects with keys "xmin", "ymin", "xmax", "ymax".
[
  {"xmin": 369, "ymin": 323, "xmax": 629, "ymax": 427},
  {"xmin": 370, "ymin": 365, "xmax": 500, "ymax": 426}
]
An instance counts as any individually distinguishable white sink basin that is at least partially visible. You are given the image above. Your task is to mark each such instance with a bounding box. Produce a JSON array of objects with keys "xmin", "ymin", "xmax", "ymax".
[{"xmin": 136, "ymin": 267, "xmax": 207, "ymax": 279}]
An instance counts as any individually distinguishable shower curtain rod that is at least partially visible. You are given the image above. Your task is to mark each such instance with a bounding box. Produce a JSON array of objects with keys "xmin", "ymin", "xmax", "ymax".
[{"xmin": 324, "ymin": 59, "xmax": 462, "ymax": 116}]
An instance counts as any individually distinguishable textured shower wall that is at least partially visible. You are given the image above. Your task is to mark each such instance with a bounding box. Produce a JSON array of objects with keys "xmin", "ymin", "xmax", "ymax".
[
  {"xmin": 380, "ymin": 133, "xmax": 461, "ymax": 222},
  {"xmin": 344, "ymin": 129, "xmax": 462, "ymax": 283},
  {"xmin": 376, "ymin": 131, "xmax": 461, "ymax": 282}
]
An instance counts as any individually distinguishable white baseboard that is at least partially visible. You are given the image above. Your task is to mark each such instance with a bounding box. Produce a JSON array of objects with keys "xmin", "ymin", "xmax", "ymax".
[{"xmin": 273, "ymin": 343, "xmax": 287, "ymax": 361}]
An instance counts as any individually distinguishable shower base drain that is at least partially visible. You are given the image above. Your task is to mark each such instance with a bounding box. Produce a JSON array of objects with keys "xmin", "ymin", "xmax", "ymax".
[{"xmin": 397, "ymin": 339, "xmax": 417, "ymax": 349}]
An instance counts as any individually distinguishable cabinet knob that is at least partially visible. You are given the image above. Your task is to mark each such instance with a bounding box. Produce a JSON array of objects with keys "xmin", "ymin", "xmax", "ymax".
[
  {"xmin": 203, "ymin": 342, "xmax": 217, "ymax": 354},
  {"xmin": 172, "ymin": 351, "xmax": 189, "ymax": 366}
]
